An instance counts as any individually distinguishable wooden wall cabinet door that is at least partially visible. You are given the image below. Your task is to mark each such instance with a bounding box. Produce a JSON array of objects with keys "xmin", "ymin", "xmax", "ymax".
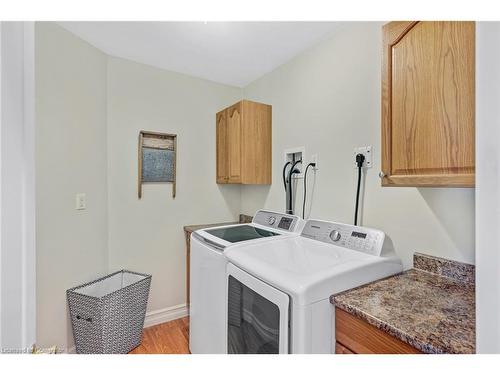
[
  {"xmin": 216, "ymin": 100, "xmax": 272, "ymax": 185},
  {"xmin": 227, "ymin": 103, "xmax": 242, "ymax": 183},
  {"xmin": 381, "ymin": 21, "xmax": 475, "ymax": 187},
  {"xmin": 240, "ymin": 100, "xmax": 272, "ymax": 185},
  {"xmin": 216, "ymin": 110, "xmax": 229, "ymax": 184}
]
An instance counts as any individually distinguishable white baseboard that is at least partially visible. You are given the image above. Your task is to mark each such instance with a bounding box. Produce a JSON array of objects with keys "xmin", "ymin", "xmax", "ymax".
[{"xmin": 144, "ymin": 303, "xmax": 188, "ymax": 328}]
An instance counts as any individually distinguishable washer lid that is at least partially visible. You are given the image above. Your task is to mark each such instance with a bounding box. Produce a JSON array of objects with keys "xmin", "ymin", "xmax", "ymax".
[
  {"xmin": 194, "ymin": 223, "xmax": 299, "ymax": 251},
  {"xmin": 193, "ymin": 210, "xmax": 304, "ymax": 250},
  {"xmin": 224, "ymin": 236, "xmax": 402, "ymax": 305},
  {"xmin": 205, "ymin": 225, "xmax": 280, "ymax": 243}
]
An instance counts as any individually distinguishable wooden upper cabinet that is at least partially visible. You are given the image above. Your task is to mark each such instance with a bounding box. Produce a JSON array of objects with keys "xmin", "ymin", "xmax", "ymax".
[
  {"xmin": 381, "ymin": 21, "xmax": 475, "ymax": 187},
  {"xmin": 216, "ymin": 100, "xmax": 272, "ymax": 185}
]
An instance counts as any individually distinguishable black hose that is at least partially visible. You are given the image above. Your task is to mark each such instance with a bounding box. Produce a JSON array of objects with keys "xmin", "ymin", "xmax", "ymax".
[
  {"xmin": 282, "ymin": 161, "xmax": 291, "ymax": 191},
  {"xmin": 302, "ymin": 163, "xmax": 315, "ymax": 219},
  {"xmin": 287, "ymin": 160, "xmax": 302, "ymax": 214},
  {"xmin": 354, "ymin": 164, "xmax": 362, "ymax": 225},
  {"xmin": 354, "ymin": 153, "xmax": 365, "ymax": 225}
]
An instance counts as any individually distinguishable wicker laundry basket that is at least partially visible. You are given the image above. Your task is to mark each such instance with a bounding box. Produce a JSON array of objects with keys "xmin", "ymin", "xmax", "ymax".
[{"xmin": 67, "ymin": 270, "xmax": 152, "ymax": 354}]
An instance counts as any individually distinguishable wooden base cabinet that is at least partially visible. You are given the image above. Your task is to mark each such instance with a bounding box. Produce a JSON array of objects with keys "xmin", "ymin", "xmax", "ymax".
[
  {"xmin": 335, "ymin": 308, "xmax": 422, "ymax": 354},
  {"xmin": 216, "ymin": 100, "xmax": 271, "ymax": 185},
  {"xmin": 381, "ymin": 21, "xmax": 475, "ymax": 187}
]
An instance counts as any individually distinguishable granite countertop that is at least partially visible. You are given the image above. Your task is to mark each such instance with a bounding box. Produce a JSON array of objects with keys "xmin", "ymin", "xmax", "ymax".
[
  {"xmin": 331, "ymin": 253, "xmax": 475, "ymax": 354},
  {"xmin": 183, "ymin": 214, "xmax": 253, "ymax": 234}
]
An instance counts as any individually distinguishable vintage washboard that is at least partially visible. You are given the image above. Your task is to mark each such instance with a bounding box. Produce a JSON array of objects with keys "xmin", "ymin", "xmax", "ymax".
[{"xmin": 138, "ymin": 131, "xmax": 177, "ymax": 198}]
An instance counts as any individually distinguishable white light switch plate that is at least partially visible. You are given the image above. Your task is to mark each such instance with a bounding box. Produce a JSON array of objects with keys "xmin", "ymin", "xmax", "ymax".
[
  {"xmin": 75, "ymin": 193, "xmax": 86, "ymax": 210},
  {"xmin": 354, "ymin": 146, "xmax": 373, "ymax": 168}
]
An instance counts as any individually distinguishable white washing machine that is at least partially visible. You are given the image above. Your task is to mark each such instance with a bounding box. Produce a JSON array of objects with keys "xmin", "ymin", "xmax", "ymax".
[
  {"xmin": 224, "ymin": 219, "xmax": 403, "ymax": 354},
  {"xmin": 189, "ymin": 210, "xmax": 304, "ymax": 354}
]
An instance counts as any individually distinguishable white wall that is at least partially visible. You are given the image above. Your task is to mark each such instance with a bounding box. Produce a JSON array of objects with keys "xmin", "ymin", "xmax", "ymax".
[
  {"xmin": 476, "ymin": 21, "xmax": 500, "ymax": 354},
  {"xmin": 34, "ymin": 23, "xmax": 242, "ymax": 350},
  {"xmin": 106, "ymin": 57, "xmax": 241, "ymax": 316},
  {"xmin": 241, "ymin": 22, "xmax": 475, "ymax": 269},
  {"xmin": 0, "ymin": 21, "xmax": 36, "ymax": 351},
  {"xmin": 35, "ymin": 22, "xmax": 109, "ymax": 351}
]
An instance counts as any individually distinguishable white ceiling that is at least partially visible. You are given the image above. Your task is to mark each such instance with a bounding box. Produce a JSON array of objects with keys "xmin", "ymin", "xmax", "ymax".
[{"xmin": 58, "ymin": 22, "xmax": 343, "ymax": 87}]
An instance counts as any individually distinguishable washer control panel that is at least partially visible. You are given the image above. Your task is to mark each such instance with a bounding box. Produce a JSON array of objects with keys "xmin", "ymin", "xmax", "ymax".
[
  {"xmin": 252, "ymin": 210, "xmax": 302, "ymax": 232},
  {"xmin": 301, "ymin": 219, "xmax": 385, "ymax": 256}
]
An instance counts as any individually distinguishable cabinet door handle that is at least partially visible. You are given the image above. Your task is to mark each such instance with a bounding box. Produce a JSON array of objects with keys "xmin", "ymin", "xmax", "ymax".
[{"xmin": 379, "ymin": 171, "xmax": 386, "ymax": 179}]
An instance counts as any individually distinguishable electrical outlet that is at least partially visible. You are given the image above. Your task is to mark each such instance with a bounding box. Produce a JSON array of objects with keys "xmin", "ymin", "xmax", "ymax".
[
  {"xmin": 311, "ymin": 154, "xmax": 319, "ymax": 170},
  {"xmin": 354, "ymin": 146, "xmax": 373, "ymax": 168},
  {"xmin": 75, "ymin": 193, "xmax": 86, "ymax": 210}
]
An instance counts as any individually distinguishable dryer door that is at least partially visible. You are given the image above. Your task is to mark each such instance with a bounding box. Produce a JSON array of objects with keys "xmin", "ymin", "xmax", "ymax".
[{"xmin": 226, "ymin": 263, "xmax": 289, "ymax": 354}]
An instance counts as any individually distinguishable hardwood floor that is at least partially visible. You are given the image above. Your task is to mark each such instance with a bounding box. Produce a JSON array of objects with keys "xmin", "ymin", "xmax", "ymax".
[{"xmin": 130, "ymin": 317, "xmax": 190, "ymax": 354}]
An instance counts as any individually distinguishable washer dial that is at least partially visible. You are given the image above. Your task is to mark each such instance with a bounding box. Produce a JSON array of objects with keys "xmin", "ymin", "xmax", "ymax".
[{"xmin": 329, "ymin": 230, "xmax": 341, "ymax": 242}]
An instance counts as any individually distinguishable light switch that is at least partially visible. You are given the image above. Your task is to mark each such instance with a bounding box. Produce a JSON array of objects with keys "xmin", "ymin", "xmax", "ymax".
[{"xmin": 75, "ymin": 193, "xmax": 86, "ymax": 210}]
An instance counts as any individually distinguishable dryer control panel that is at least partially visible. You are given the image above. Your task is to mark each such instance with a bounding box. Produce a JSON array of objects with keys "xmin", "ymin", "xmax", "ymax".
[
  {"xmin": 301, "ymin": 220, "xmax": 385, "ymax": 256},
  {"xmin": 252, "ymin": 210, "xmax": 302, "ymax": 232}
]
